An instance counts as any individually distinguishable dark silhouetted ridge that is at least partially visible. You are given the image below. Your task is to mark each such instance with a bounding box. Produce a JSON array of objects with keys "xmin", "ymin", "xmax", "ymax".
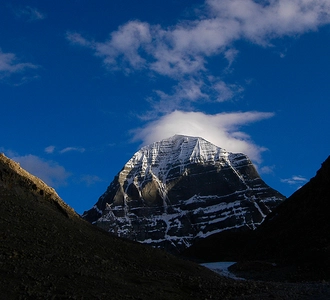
[{"xmin": 183, "ymin": 156, "xmax": 330, "ymax": 282}]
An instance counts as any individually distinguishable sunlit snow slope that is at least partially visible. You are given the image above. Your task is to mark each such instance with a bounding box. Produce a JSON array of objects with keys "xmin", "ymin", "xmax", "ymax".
[{"xmin": 83, "ymin": 135, "xmax": 285, "ymax": 252}]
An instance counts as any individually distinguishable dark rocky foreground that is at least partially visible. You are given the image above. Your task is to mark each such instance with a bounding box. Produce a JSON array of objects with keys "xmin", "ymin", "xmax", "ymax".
[{"xmin": 1, "ymin": 153, "xmax": 330, "ymax": 299}]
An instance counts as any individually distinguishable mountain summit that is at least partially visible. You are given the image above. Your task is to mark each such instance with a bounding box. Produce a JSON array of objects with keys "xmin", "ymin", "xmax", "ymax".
[{"xmin": 83, "ymin": 135, "xmax": 285, "ymax": 252}]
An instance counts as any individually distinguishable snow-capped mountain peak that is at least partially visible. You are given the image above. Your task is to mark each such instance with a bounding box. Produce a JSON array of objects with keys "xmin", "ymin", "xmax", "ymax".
[
  {"xmin": 127, "ymin": 135, "xmax": 230, "ymax": 179},
  {"xmin": 83, "ymin": 135, "xmax": 286, "ymax": 253}
]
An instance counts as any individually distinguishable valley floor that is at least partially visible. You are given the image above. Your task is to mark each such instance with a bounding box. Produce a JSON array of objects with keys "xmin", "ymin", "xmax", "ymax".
[{"xmin": 200, "ymin": 260, "xmax": 330, "ymax": 299}]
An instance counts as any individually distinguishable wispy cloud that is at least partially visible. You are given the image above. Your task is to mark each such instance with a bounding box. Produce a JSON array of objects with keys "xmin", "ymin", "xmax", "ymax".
[
  {"xmin": 45, "ymin": 145, "xmax": 56, "ymax": 154},
  {"xmin": 259, "ymin": 165, "xmax": 275, "ymax": 175},
  {"xmin": 224, "ymin": 48, "xmax": 239, "ymax": 68},
  {"xmin": 67, "ymin": 0, "xmax": 330, "ymax": 113},
  {"xmin": 11, "ymin": 154, "xmax": 71, "ymax": 188},
  {"xmin": 145, "ymin": 78, "xmax": 243, "ymax": 117},
  {"xmin": 281, "ymin": 175, "xmax": 308, "ymax": 185},
  {"xmin": 59, "ymin": 147, "xmax": 85, "ymax": 154},
  {"xmin": 67, "ymin": 0, "xmax": 330, "ymax": 75},
  {"xmin": 45, "ymin": 145, "xmax": 86, "ymax": 155},
  {"xmin": 80, "ymin": 175, "xmax": 104, "ymax": 187},
  {"xmin": 0, "ymin": 49, "xmax": 38, "ymax": 79},
  {"xmin": 132, "ymin": 110, "xmax": 274, "ymax": 163},
  {"xmin": 67, "ymin": 0, "xmax": 330, "ymax": 165},
  {"xmin": 12, "ymin": 6, "xmax": 46, "ymax": 22}
]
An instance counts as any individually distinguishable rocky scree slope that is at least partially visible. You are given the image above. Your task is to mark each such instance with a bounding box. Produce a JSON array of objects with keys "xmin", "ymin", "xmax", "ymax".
[
  {"xmin": 3, "ymin": 152, "xmax": 327, "ymax": 299},
  {"xmin": 83, "ymin": 135, "xmax": 285, "ymax": 253}
]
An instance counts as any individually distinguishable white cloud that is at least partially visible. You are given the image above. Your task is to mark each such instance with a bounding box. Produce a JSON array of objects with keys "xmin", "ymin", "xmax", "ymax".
[
  {"xmin": 44, "ymin": 145, "xmax": 85, "ymax": 154},
  {"xmin": 132, "ymin": 110, "xmax": 274, "ymax": 163},
  {"xmin": 13, "ymin": 6, "xmax": 46, "ymax": 22},
  {"xmin": 143, "ymin": 77, "xmax": 243, "ymax": 118},
  {"xmin": 206, "ymin": 0, "xmax": 330, "ymax": 43},
  {"xmin": 67, "ymin": 0, "xmax": 330, "ymax": 113},
  {"xmin": 45, "ymin": 145, "xmax": 55, "ymax": 154},
  {"xmin": 224, "ymin": 48, "xmax": 239, "ymax": 67},
  {"xmin": 212, "ymin": 79, "xmax": 243, "ymax": 102},
  {"xmin": 66, "ymin": 32, "xmax": 92, "ymax": 47},
  {"xmin": 259, "ymin": 165, "xmax": 275, "ymax": 175},
  {"xmin": 0, "ymin": 49, "xmax": 38, "ymax": 78},
  {"xmin": 148, "ymin": 79, "xmax": 209, "ymax": 115},
  {"xmin": 69, "ymin": 21, "xmax": 153, "ymax": 72},
  {"xmin": 67, "ymin": 1, "xmax": 330, "ymax": 164},
  {"xmin": 12, "ymin": 154, "xmax": 71, "ymax": 187},
  {"xmin": 281, "ymin": 175, "xmax": 308, "ymax": 185},
  {"xmin": 59, "ymin": 147, "xmax": 85, "ymax": 154},
  {"xmin": 68, "ymin": 0, "xmax": 330, "ymax": 75},
  {"xmin": 159, "ymin": 79, "xmax": 208, "ymax": 103}
]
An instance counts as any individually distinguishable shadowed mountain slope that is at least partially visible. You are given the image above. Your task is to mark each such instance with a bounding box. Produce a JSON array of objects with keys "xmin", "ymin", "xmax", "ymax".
[
  {"xmin": 4, "ymin": 153, "xmax": 325, "ymax": 299},
  {"xmin": 2, "ymin": 153, "xmax": 330, "ymax": 298},
  {"xmin": 183, "ymin": 156, "xmax": 330, "ymax": 282}
]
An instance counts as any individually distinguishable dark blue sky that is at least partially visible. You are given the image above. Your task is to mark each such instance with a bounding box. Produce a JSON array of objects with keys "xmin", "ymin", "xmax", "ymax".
[{"xmin": 1, "ymin": 0, "xmax": 330, "ymax": 213}]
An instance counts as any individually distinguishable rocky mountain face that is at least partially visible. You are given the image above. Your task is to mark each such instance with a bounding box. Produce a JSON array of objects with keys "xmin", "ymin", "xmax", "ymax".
[
  {"xmin": 83, "ymin": 135, "xmax": 285, "ymax": 252},
  {"xmin": 183, "ymin": 156, "xmax": 330, "ymax": 282}
]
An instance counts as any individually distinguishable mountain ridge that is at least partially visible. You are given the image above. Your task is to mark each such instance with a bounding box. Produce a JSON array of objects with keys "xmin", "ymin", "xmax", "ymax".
[
  {"xmin": 0, "ymin": 152, "xmax": 76, "ymax": 219},
  {"xmin": 83, "ymin": 135, "xmax": 285, "ymax": 252},
  {"xmin": 183, "ymin": 155, "xmax": 330, "ymax": 282},
  {"xmin": 1, "ymin": 152, "xmax": 330, "ymax": 297}
]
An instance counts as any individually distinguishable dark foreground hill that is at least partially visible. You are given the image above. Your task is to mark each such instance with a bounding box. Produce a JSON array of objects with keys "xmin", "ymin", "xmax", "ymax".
[
  {"xmin": 1, "ymin": 153, "xmax": 330, "ymax": 299},
  {"xmin": 183, "ymin": 156, "xmax": 330, "ymax": 283}
]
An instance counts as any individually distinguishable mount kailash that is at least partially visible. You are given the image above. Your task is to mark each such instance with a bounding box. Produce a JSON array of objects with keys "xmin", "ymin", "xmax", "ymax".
[{"xmin": 83, "ymin": 135, "xmax": 285, "ymax": 252}]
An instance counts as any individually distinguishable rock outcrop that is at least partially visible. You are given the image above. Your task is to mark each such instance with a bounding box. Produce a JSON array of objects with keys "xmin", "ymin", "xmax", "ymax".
[{"xmin": 83, "ymin": 135, "xmax": 285, "ymax": 252}]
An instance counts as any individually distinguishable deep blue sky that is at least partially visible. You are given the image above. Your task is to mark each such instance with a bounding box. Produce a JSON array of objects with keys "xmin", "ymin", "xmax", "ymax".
[{"xmin": 1, "ymin": 0, "xmax": 330, "ymax": 214}]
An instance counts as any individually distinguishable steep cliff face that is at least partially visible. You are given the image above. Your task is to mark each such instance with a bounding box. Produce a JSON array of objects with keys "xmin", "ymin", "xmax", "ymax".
[{"xmin": 83, "ymin": 135, "xmax": 285, "ymax": 252}]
